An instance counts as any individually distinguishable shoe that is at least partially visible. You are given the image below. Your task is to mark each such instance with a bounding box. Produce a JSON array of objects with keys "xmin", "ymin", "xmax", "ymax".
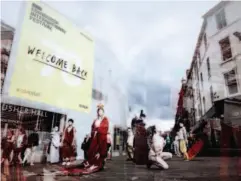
[
  {"xmin": 66, "ymin": 162, "xmax": 71, "ymax": 166},
  {"xmin": 30, "ymin": 163, "xmax": 34, "ymax": 166},
  {"xmin": 62, "ymin": 162, "xmax": 66, "ymax": 166}
]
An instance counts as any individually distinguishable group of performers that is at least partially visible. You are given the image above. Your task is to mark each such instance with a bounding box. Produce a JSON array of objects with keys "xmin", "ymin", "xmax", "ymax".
[
  {"xmin": 1, "ymin": 105, "xmax": 210, "ymax": 178},
  {"xmin": 126, "ymin": 110, "xmax": 173, "ymax": 170},
  {"xmin": 62, "ymin": 103, "xmax": 110, "ymax": 175}
]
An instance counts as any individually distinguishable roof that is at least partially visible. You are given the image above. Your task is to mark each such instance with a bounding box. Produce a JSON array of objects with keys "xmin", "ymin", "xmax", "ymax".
[
  {"xmin": 186, "ymin": 19, "xmax": 207, "ymax": 81},
  {"xmin": 1, "ymin": 20, "xmax": 15, "ymax": 32},
  {"xmin": 202, "ymin": 1, "xmax": 229, "ymax": 19}
]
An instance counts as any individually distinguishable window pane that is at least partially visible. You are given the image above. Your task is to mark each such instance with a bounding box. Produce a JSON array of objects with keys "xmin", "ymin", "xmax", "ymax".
[
  {"xmin": 216, "ymin": 9, "xmax": 227, "ymax": 30},
  {"xmin": 219, "ymin": 37, "xmax": 232, "ymax": 61},
  {"xmin": 229, "ymin": 84, "xmax": 238, "ymax": 94}
]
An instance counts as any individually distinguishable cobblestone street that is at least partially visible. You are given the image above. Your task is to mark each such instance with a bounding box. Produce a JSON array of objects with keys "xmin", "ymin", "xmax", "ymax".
[{"xmin": 3, "ymin": 156, "xmax": 240, "ymax": 181}]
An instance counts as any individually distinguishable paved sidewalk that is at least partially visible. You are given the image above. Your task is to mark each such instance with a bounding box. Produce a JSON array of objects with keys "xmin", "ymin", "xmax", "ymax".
[{"xmin": 2, "ymin": 156, "xmax": 241, "ymax": 181}]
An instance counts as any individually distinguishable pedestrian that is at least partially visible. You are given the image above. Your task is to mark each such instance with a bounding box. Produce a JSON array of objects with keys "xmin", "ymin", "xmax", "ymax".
[
  {"xmin": 147, "ymin": 126, "xmax": 172, "ymax": 169},
  {"xmin": 106, "ymin": 132, "xmax": 112, "ymax": 160},
  {"xmin": 81, "ymin": 134, "xmax": 91, "ymax": 160},
  {"xmin": 22, "ymin": 127, "xmax": 39, "ymax": 166},
  {"xmin": 61, "ymin": 119, "xmax": 77, "ymax": 166},
  {"xmin": 177, "ymin": 122, "xmax": 188, "ymax": 160},
  {"xmin": 173, "ymin": 135, "xmax": 181, "ymax": 157},
  {"xmin": 126, "ymin": 128, "xmax": 134, "ymax": 161},
  {"xmin": 49, "ymin": 126, "xmax": 60, "ymax": 164},
  {"xmin": 15, "ymin": 128, "xmax": 27, "ymax": 164}
]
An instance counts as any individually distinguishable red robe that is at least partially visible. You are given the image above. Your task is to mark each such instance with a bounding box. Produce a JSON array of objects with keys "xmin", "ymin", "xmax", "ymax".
[
  {"xmin": 62, "ymin": 126, "xmax": 76, "ymax": 159},
  {"xmin": 62, "ymin": 117, "xmax": 109, "ymax": 175}
]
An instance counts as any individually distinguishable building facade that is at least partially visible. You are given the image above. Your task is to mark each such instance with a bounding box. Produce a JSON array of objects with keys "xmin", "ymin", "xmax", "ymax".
[{"xmin": 175, "ymin": 1, "xmax": 241, "ymax": 149}]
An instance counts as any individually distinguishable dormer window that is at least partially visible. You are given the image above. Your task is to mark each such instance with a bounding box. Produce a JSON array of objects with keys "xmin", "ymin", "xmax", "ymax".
[{"xmin": 215, "ymin": 9, "xmax": 227, "ymax": 30}]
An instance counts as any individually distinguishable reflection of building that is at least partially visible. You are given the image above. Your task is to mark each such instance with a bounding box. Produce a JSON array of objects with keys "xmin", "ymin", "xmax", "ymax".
[
  {"xmin": 175, "ymin": 1, "xmax": 241, "ymax": 150},
  {"xmin": 1, "ymin": 21, "xmax": 67, "ymax": 162},
  {"xmin": 1, "ymin": 18, "xmax": 129, "ymax": 159}
]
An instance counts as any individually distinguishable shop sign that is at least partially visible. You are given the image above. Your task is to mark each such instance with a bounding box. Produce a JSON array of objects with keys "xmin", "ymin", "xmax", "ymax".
[{"xmin": 1, "ymin": 103, "xmax": 48, "ymax": 117}]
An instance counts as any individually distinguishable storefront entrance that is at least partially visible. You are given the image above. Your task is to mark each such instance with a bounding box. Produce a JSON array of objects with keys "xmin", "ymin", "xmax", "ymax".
[{"xmin": 1, "ymin": 103, "xmax": 66, "ymax": 162}]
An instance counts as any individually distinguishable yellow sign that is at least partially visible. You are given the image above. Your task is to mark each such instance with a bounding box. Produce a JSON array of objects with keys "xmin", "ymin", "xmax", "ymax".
[{"xmin": 9, "ymin": 1, "xmax": 94, "ymax": 113}]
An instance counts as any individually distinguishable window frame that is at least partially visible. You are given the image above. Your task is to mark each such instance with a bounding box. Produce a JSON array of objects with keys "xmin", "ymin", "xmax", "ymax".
[
  {"xmin": 206, "ymin": 57, "xmax": 211, "ymax": 78},
  {"xmin": 210, "ymin": 86, "xmax": 214, "ymax": 104},
  {"xmin": 223, "ymin": 68, "xmax": 239, "ymax": 95},
  {"xmin": 200, "ymin": 72, "xmax": 204, "ymax": 88},
  {"xmin": 215, "ymin": 8, "xmax": 227, "ymax": 30},
  {"xmin": 219, "ymin": 36, "xmax": 232, "ymax": 61}
]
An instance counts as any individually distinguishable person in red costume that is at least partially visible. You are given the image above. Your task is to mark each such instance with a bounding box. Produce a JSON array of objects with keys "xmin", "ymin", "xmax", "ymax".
[
  {"xmin": 62, "ymin": 103, "xmax": 109, "ymax": 175},
  {"xmin": 61, "ymin": 119, "xmax": 76, "ymax": 166}
]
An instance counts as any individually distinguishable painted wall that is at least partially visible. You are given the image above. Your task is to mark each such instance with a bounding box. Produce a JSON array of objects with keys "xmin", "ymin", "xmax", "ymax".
[{"xmin": 198, "ymin": 1, "xmax": 241, "ymax": 114}]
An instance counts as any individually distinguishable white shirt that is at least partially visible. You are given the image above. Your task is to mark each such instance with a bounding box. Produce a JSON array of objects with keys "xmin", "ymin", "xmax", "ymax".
[
  {"xmin": 127, "ymin": 130, "xmax": 134, "ymax": 147},
  {"xmin": 177, "ymin": 127, "xmax": 187, "ymax": 140},
  {"xmin": 151, "ymin": 133, "xmax": 166, "ymax": 153},
  {"xmin": 17, "ymin": 134, "xmax": 24, "ymax": 148}
]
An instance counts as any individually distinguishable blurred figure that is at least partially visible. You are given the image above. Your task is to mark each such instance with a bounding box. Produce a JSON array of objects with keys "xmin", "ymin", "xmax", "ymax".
[
  {"xmin": 15, "ymin": 128, "xmax": 27, "ymax": 164},
  {"xmin": 173, "ymin": 135, "xmax": 181, "ymax": 157},
  {"xmin": 23, "ymin": 127, "xmax": 39, "ymax": 166},
  {"xmin": 81, "ymin": 134, "xmax": 91, "ymax": 160},
  {"xmin": 49, "ymin": 126, "xmax": 60, "ymax": 164},
  {"xmin": 116, "ymin": 132, "xmax": 120, "ymax": 150},
  {"xmin": 147, "ymin": 126, "xmax": 172, "ymax": 170},
  {"xmin": 2, "ymin": 129, "xmax": 15, "ymax": 175},
  {"xmin": 126, "ymin": 128, "xmax": 134, "ymax": 161},
  {"xmin": 178, "ymin": 122, "xmax": 188, "ymax": 159},
  {"xmin": 107, "ymin": 132, "xmax": 112, "ymax": 160},
  {"xmin": 133, "ymin": 123, "xmax": 148, "ymax": 165},
  {"xmin": 131, "ymin": 114, "xmax": 139, "ymax": 134}
]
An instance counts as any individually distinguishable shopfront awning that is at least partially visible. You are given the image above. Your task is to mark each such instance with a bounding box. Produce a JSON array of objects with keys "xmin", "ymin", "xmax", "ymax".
[{"xmin": 201, "ymin": 105, "xmax": 216, "ymax": 120}]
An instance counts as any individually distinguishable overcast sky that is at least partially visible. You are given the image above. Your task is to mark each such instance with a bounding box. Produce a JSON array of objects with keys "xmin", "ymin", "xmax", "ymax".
[{"xmin": 1, "ymin": 0, "xmax": 218, "ymax": 128}]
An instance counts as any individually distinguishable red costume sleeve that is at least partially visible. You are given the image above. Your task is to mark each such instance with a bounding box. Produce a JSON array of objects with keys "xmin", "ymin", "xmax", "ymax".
[{"xmin": 97, "ymin": 117, "xmax": 109, "ymax": 158}]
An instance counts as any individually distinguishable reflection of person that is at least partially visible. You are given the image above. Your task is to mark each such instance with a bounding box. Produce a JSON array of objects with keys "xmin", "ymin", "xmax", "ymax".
[
  {"xmin": 49, "ymin": 126, "xmax": 60, "ymax": 163},
  {"xmin": 2, "ymin": 129, "xmax": 15, "ymax": 175},
  {"xmin": 23, "ymin": 127, "xmax": 39, "ymax": 166},
  {"xmin": 147, "ymin": 126, "xmax": 172, "ymax": 169},
  {"xmin": 126, "ymin": 128, "xmax": 134, "ymax": 161},
  {"xmin": 65, "ymin": 104, "xmax": 109, "ymax": 175},
  {"xmin": 61, "ymin": 119, "xmax": 76, "ymax": 166},
  {"xmin": 15, "ymin": 128, "xmax": 27, "ymax": 164}
]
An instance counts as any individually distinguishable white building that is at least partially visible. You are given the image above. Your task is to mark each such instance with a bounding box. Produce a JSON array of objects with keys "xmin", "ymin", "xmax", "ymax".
[{"xmin": 184, "ymin": 1, "xmax": 241, "ymax": 124}]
